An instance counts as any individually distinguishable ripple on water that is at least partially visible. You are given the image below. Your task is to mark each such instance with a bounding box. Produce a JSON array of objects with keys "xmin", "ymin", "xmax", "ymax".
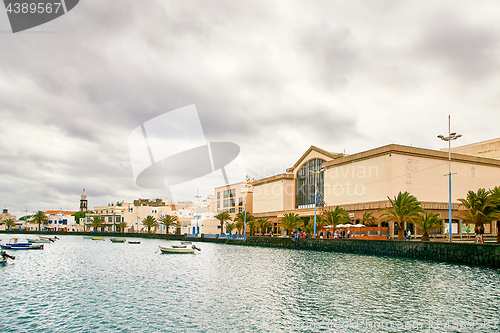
[{"xmin": 0, "ymin": 235, "xmax": 499, "ymax": 332}]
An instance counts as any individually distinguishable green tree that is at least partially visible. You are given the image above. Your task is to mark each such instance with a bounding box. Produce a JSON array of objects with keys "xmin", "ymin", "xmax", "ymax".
[
  {"xmin": 379, "ymin": 191, "xmax": 423, "ymax": 241},
  {"xmin": 91, "ymin": 216, "xmax": 105, "ymax": 232},
  {"xmin": 214, "ymin": 211, "xmax": 232, "ymax": 234},
  {"xmin": 32, "ymin": 211, "xmax": 49, "ymax": 232},
  {"xmin": 413, "ymin": 212, "xmax": 442, "ymax": 241},
  {"xmin": 323, "ymin": 207, "xmax": 350, "ymax": 228},
  {"xmin": 4, "ymin": 218, "xmax": 16, "ymax": 229},
  {"xmin": 304, "ymin": 215, "xmax": 327, "ymax": 235},
  {"xmin": 458, "ymin": 188, "xmax": 500, "ymax": 240},
  {"xmin": 117, "ymin": 221, "xmax": 128, "ymax": 233},
  {"xmin": 489, "ymin": 186, "xmax": 500, "ymax": 243},
  {"xmin": 278, "ymin": 213, "xmax": 303, "ymax": 237},
  {"xmin": 235, "ymin": 211, "xmax": 255, "ymax": 235},
  {"xmin": 361, "ymin": 212, "xmax": 377, "ymax": 227},
  {"xmin": 142, "ymin": 215, "xmax": 157, "ymax": 234},
  {"xmin": 72, "ymin": 211, "xmax": 86, "ymax": 224},
  {"xmin": 257, "ymin": 218, "xmax": 272, "ymax": 236},
  {"xmin": 159, "ymin": 215, "xmax": 177, "ymax": 234},
  {"xmin": 225, "ymin": 222, "xmax": 236, "ymax": 235}
]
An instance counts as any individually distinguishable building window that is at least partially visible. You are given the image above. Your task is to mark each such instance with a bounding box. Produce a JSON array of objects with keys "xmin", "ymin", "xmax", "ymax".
[
  {"xmin": 217, "ymin": 192, "xmax": 220, "ymax": 199},
  {"xmin": 223, "ymin": 190, "xmax": 229, "ymax": 198},
  {"xmin": 239, "ymin": 197, "xmax": 243, "ymax": 206},
  {"xmin": 230, "ymin": 208, "xmax": 235, "ymax": 213},
  {"xmin": 108, "ymin": 217, "xmax": 112, "ymax": 222},
  {"xmin": 230, "ymin": 189, "xmax": 236, "ymax": 198},
  {"xmin": 239, "ymin": 207, "xmax": 243, "ymax": 213},
  {"xmin": 217, "ymin": 201, "xmax": 220, "ymax": 208},
  {"xmin": 223, "ymin": 200, "xmax": 229, "ymax": 208},
  {"xmin": 295, "ymin": 158, "xmax": 325, "ymax": 208},
  {"xmin": 230, "ymin": 198, "xmax": 235, "ymax": 207}
]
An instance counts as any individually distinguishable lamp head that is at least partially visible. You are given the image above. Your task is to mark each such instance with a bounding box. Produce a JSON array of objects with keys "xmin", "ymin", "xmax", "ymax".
[{"xmin": 437, "ymin": 135, "xmax": 444, "ymax": 139}]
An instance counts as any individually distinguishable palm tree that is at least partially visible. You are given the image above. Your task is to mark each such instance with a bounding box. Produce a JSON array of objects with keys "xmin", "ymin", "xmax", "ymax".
[
  {"xmin": 304, "ymin": 215, "xmax": 327, "ymax": 235},
  {"xmin": 257, "ymin": 218, "xmax": 272, "ymax": 236},
  {"xmin": 235, "ymin": 211, "xmax": 255, "ymax": 235},
  {"xmin": 225, "ymin": 222, "xmax": 236, "ymax": 235},
  {"xmin": 91, "ymin": 216, "xmax": 105, "ymax": 232},
  {"xmin": 361, "ymin": 212, "xmax": 377, "ymax": 227},
  {"xmin": 117, "ymin": 221, "xmax": 128, "ymax": 233},
  {"xmin": 458, "ymin": 188, "xmax": 500, "ymax": 239},
  {"xmin": 159, "ymin": 215, "xmax": 177, "ymax": 234},
  {"xmin": 4, "ymin": 218, "xmax": 16, "ymax": 229},
  {"xmin": 323, "ymin": 207, "xmax": 350, "ymax": 227},
  {"xmin": 379, "ymin": 191, "xmax": 423, "ymax": 241},
  {"xmin": 142, "ymin": 215, "xmax": 157, "ymax": 234},
  {"xmin": 32, "ymin": 211, "xmax": 48, "ymax": 232},
  {"xmin": 413, "ymin": 212, "xmax": 442, "ymax": 241},
  {"xmin": 247, "ymin": 219, "xmax": 258, "ymax": 236},
  {"xmin": 278, "ymin": 213, "xmax": 303, "ymax": 237},
  {"xmin": 490, "ymin": 186, "xmax": 500, "ymax": 243},
  {"xmin": 214, "ymin": 211, "xmax": 232, "ymax": 234}
]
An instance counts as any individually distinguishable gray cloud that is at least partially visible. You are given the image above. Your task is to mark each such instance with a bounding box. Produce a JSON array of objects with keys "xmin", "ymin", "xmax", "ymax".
[
  {"xmin": 415, "ymin": 12, "xmax": 500, "ymax": 80},
  {"xmin": 1, "ymin": 0, "xmax": 500, "ymax": 217}
]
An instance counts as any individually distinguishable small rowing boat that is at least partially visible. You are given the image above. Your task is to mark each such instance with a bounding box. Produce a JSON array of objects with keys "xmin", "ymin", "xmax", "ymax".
[
  {"xmin": 158, "ymin": 245, "xmax": 201, "ymax": 254},
  {"xmin": 27, "ymin": 238, "xmax": 52, "ymax": 244},
  {"xmin": 110, "ymin": 238, "xmax": 126, "ymax": 243},
  {"xmin": 1, "ymin": 251, "xmax": 15, "ymax": 264},
  {"xmin": 171, "ymin": 244, "xmax": 187, "ymax": 248},
  {"xmin": 92, "ymin": 237, "xmax": 105, "ymax": 241},
  {"xmin": 128, "ymin": 241, "xmax": 140, "ymax": 244}
]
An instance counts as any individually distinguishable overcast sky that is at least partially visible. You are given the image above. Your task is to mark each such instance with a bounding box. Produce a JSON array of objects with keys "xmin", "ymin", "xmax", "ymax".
[{"xmin": 1, "ymin": 0, "xmax": 500, "ymax": 218}]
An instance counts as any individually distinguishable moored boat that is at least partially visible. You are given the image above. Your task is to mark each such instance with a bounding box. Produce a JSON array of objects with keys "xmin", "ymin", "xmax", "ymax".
[
  {"xmin": 171, "ymin": 244, "xmax": 187, "ymax": 248},
  {"xmin": 27, "ymin": 238, "xmax": 52, "ymax": 244},
  {"xmin": 92, "ymin": 237, "xmax": 105, "ymax": 241},
  {"xmin": 128, "ymin": 241, "xmax": 140, "ymax": 244},
  {"xmin": 1, "ymin": 239, "xmax": 44, "ymax": 250},
  {"xmin": 1, "ymin": 250, "xmax": 15, "ymax": 264},
  {"xmin": 158, "ymin": 245, "xmax": 201, "ymax": 254},
  {"xmin": 110, "ymin": 238, "xmax": 126, "ymax": 243}
]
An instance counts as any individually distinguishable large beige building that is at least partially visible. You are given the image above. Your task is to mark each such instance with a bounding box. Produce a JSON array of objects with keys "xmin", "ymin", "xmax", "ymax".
[
  {"xmin": 252, "ymin": 141, "xmax": 500, "ymax": 238},
  {"xmin": 214, "ymin": 180, "xmax": 254, "ymax": 220}
]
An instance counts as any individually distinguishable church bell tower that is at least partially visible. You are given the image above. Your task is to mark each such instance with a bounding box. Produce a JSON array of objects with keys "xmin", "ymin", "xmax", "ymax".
[{"xmin": 80, "ymin": 189, "xmax": 88, "ymax": 212}]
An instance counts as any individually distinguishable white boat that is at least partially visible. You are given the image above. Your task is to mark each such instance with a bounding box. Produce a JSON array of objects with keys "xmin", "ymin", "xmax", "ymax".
[
  {"xmin": 171, "ymin": 244, "xmax": 187, "ymax": 248},
  {"xmin": 180, "ymin": 241, "xmax": 192, "ymax": 245},
  {"xmin": 159, "ymin": 245, "xmax": 201, "ymax": 254},
  {"xmin": 27, "ymin": 238, "xmax": 52, "ymax": 244}
]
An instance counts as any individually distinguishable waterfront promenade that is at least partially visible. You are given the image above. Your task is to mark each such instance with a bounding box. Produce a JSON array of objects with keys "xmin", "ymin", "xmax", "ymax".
[{"xmin": 2, "ymin": 230, "xmax": 499, "ymax": 269}]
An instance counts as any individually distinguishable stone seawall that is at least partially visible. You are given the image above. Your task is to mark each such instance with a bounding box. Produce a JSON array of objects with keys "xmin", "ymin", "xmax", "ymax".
[
  {"xmin": 2, "ymin": 231, "xmax": 499, "ymax": 268},
  {"xmin": 203, "ymin": 237, "xmax": 500, "ymax": 268}
]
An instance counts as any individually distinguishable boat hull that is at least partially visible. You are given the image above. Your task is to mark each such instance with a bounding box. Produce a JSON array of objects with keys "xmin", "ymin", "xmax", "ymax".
[
  {"xmin": 27, "ymin": 239, "xmax": 51, "ymax": 243},
  {"xmin": 159, "ymin": 246, "xmax": 195, "ymax": 254},
  {"xmin": 110, "ymin": 239, "xmax": 126, "ymax": 243},
  {"xmin": 1, "ymin": 244, "xmax": 44, "ymax": 250}
]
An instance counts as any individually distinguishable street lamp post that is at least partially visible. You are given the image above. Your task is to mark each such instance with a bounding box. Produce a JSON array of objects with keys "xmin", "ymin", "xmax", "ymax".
[
  {"xmin": 310, "ymin": 169, "xmax": 324, "ymax": 237},
  {"xmin": 241, "ymin": 179, "xmax": 253, "ymax": 238},
  {"xmin": 136, "ymin": 216, "xmax": 139, "ymax": 233},
  {"xmin": 438, "ymin": 115, "xmax": 462, "ymax": 243}
]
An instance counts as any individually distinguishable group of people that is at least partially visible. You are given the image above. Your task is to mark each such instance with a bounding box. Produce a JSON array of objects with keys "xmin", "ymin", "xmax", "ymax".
[
  {"xmin": 319, "ymin": 229, "xmax": 351, "ymax": 239},
  {"xmin": 292, "ymin": 229, "xmax": 308, "ymax": 241}
]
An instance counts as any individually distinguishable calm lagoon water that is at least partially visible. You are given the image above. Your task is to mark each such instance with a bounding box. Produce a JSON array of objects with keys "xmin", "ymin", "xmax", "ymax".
[{"xmin": 1, "ymin": 234, "xmax": 499, "ymax": 332}]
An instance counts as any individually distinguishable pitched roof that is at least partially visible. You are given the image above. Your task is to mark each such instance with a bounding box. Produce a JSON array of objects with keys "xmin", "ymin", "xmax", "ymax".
[
  {"xmin": 44, "ymin": 210, "xmax": 78, "ymax": 216},
  {"xmin": 286, "ymin": 146, "xmax": 342, "ymax": 173}
]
